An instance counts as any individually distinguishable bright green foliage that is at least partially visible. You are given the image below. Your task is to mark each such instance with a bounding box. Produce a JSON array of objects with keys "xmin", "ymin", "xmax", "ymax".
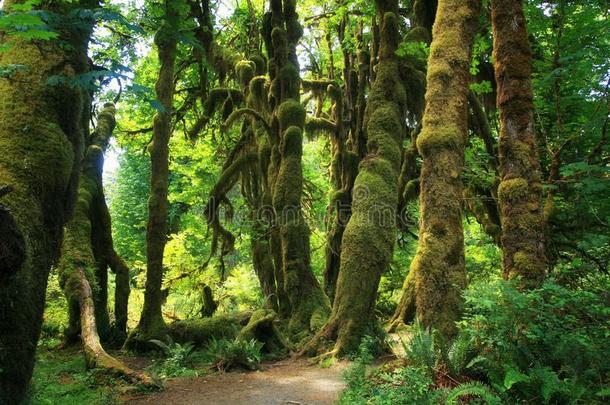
[
  {"xmin": 339, "ymin": 361, "xmax": 441, "ymax": 404},
  {"xmin": 459, "ymin": 278, "xmax": 610, "ymax": 403}
]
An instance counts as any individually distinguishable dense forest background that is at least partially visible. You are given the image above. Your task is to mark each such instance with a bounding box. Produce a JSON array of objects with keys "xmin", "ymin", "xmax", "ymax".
[{"xmin": 0, "ymin": 0, "xmax": 608, "ymax": 404}]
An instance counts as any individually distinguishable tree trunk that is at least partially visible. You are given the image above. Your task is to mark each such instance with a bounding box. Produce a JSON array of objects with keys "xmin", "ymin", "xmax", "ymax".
[
  {"xmin": 109, "ymin": 250, "xmax": 131, "ymax": 339},
  {"xmin": 0, "ymin": 2, "xmax": 95, "ymax": 401},
  {"xmin": 491, "ymin": 0, "xmax": 546, "ymax": 285},
  {"xmin": 413, "ymin": 0, "xmax": 480, "ymax": 338},
  {"xmin": 57, "ymin": 104, "xmax": 149, "ymax": 381},
  {"xmin": 266, "ymin": 0, "xmax": 330, "ymax": 337},
  {"xmin": 251, "ymin": 236, "xmax": 280, "ymax": 311},
  {"xmin": 304, "ymin": 0, "xmax": 407, "ymax": 356},
  {"xmin": 90, "ymin": 183, "xmax": 131, "ymax": 343},
  {"xmin": 135, "ymin": 3, "xmax": 179, "ymax": 345},
  {"xmin": 388, "ymin": 0, "xmax": 438, "ymax": 334}
]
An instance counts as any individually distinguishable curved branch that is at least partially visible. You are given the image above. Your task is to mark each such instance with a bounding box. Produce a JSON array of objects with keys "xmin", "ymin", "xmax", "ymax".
[{"xmin": 222, "ymin": 108, "xmax": 271, "ymax": 136}]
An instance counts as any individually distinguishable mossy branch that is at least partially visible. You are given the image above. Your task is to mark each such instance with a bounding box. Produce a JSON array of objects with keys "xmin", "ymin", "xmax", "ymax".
[
  {"xmin": 222, "ymin": 108, "xmax": 271, "ymax": 137},
  {"xmin": 305, "ymin": 117, "xmax": 337, "ymax": 135}
]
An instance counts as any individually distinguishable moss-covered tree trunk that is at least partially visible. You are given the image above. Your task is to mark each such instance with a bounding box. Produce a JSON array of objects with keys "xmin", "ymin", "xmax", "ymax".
[
  {"xmin": 265, "ymin": 0, "xmax": 330, "ymax": 337},
  {"xmin": 0, "ymin": 2, "xmax": 96, "ymax": 401},
  {"xmin": 108, "ymin": 248, "xmax": 131, "ymax": 338},
  {"xmin": 305, "ymin": 0, "xmax": 407, "ymax": 356},
  {"xmin": 57, "ymin": 105, "xmax": 152, "ymax": 384},
  {"xmin": 135, "ymin": 3, "xmax": 179, "ymax": 344},
  {"xmin": 322, "ymin": 21, "xmax": 366, "ymax": 302},
  {"xmin": 387, "ymin": 0, "xmax": 436, "ymax": 333},
  {"xmin": 412, "ymin": 0, "xmax": 480, "ymax": 338},
  {"xmin": 491, "ymin": 0, "xmax": 546, "ymax": 285},
  {"xmin": 60, "ymin": 104, "xmax": 130, "ymax": 345}
]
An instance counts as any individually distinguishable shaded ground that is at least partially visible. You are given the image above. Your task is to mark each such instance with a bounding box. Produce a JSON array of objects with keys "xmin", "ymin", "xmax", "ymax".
[{"xmin": 123, "ymin": 358, "xmax": 348, "ymax": 405}]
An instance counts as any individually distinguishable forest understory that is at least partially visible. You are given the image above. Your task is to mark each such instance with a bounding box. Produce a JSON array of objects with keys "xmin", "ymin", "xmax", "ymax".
[{"xmin": 0, "ymin": 0, "xmax": 609, "ymax": 404}]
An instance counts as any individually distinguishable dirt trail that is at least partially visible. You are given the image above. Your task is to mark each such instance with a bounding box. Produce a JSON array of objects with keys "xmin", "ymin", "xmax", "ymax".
[{"xmin": 124, "ymin": 359, "xmax": 348, "ymax": 405}]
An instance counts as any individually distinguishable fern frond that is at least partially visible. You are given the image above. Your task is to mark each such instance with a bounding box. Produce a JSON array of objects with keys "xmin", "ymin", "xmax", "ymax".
[{"xmin": 446, "ymin": 381, "xmax": 502, "ymax": 405}]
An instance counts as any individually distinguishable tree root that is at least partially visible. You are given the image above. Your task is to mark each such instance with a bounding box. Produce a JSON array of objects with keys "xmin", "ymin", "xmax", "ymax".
[{"xmin": 78, "ymin": 268, "xmax": 158, "ymax": 388}]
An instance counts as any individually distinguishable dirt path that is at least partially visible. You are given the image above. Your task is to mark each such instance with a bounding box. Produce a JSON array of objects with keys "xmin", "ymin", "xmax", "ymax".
[{"xmin": 123, "ymin": 359, "xmax": 348, "ymax": 405}]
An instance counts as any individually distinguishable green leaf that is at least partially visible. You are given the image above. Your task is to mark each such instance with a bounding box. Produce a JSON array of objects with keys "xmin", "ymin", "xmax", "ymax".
[{"xmin": 503, "ymin": 367, "xmax": 530, "ymax": 389}]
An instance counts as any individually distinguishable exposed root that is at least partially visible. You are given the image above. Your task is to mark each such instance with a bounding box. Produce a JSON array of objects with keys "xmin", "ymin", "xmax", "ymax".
[{"xmin": 78, "ymin": 268, "xmax": 158, "ymax": 388}]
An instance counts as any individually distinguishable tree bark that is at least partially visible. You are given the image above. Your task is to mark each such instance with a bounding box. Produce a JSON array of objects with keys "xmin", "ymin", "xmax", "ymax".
[
  {"xmin": 0, "ymin": 1, "xmax": 96, "ymax": 401},
  {"xmin": 491, "ymin": 0, "xmax": 546, "ymax": 285},
  {"xmin": 134, "ymin": 2, "xmax": 179, "ymax": 345},
  {"xmin": 412, "ymin": 0, "xmax": 480, "ymax": 338}
]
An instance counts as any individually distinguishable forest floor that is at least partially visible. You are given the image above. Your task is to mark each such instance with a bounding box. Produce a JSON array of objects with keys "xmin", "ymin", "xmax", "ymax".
[{"xmin": 122, "ymin": 358, "xmax": 349, "ymax": 405}]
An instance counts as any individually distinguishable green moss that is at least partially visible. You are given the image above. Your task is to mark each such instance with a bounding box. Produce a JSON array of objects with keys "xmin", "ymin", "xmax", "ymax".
[
  {"xmin": 308, "ymin": 7, "xmax": 406, "ymax": 356},
  {"xmin": 235, "ymin": 60, "xmax": 255, "ymax": 89},
  {"xmin": 497, "ymin": 177, "xmax": 529, "ymax": 202},
  {"xmin": 278, "ymin": 99, "xmax": 305, "ymax": 130},
  {"xmin": 249, "ymin": 54, "xmax": 267, "ymax": 75},
  {"xmin": 305, "ymin": 117, "xmax": 336, "ymax": 136},
  {"xmin": 0, "ymin": 21, "xmax": 92, "ymax": 398},
  {"xmin": 412, "ymin": 0, "xmax": 480, "ymax": 339},
  {"xmin": 271, "ymin": 27, "xmax": 288, "ymax": 59},
  {"xmin": 278, "ymin": 64, "xmax": 300, "ymax": 98},
  {"xmin": 167, "ymin": 314, "xmax": 242, "ymax": 346},
  {"xmin": 416, "ymin": 124, "xmax": 463, "ymax": 157}
]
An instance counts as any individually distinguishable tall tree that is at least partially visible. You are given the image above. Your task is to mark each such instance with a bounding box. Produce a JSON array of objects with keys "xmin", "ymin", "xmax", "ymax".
[
  {"xmin": 491, "ymin": 0, "xmax": 546, "ymax": 285},
  {"xmin": 57, "ymin": 104, "xmax": 152, "ymax": 384},
  {"xmin": 412, "ymin": 0, "xmax": 480, "ymax": 337},
  {"xmin": 132, "ymin": 0, "xmax": 180, "ymax": 345},
  {"xmin": 387, "ymin": 0, "xmax": 437, "ymax": 332},
  {"xmin": 264, "ymin": 0, "xmax": 330, "ymax": 336},
  {"xmin": 0, "ymin": 1, "xmax": 97, "ymax": 401},
  {"xmin": 305, "ymin": 0, "xmax": 407, "ymax": 355}
]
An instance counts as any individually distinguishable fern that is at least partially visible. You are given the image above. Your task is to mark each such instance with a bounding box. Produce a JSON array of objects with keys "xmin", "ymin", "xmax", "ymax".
[
  {"xmin": 445, "ymin": 333, "xmax": 475, "ymax": 377},
  {"xmin": 203, "ymin": 337, "xmax": 263, "ymax": 371},
  {"xmin": 446, "ymin": 381, "xmax": 502, "ymax": 405},
  {"xmin": 148, "ymin": 336, "xmax": 196, "ymax": 377},
  {"xmin": 402, "ymin": 323, "xmax": 436, "ymax": 374}
]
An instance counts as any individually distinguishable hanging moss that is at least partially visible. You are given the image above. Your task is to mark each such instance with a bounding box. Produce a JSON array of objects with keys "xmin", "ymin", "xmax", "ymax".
[{"xmin": 412, "ymin": 0, "xmax": 481, "ymax": 339}]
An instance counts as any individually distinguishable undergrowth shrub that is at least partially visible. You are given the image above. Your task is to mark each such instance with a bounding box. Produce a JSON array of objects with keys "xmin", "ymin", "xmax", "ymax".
[
  {"xmin": 339, "ymin": 334, "xmax": 444, "ymax": 404},
  {"xmin": 459, "ymin": 278, "xmax": 610, "ymax": 404},
  {"xmin": 149, "ymin": 336, "xmax": 196, "ymax": 378},
  {"xmin": 201, "ymin": 337, "xmax": 263, "ymax": 371}
]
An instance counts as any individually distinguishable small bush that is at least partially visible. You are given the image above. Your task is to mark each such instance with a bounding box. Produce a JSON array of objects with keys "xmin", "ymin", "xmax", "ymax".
[
  {"xmin": 149, "ymin": 336, "xmax": 196, "ymax": 377},
  {"xmin": 201, "ymin": 337, "xmax": 263, "ymax": 371}
]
